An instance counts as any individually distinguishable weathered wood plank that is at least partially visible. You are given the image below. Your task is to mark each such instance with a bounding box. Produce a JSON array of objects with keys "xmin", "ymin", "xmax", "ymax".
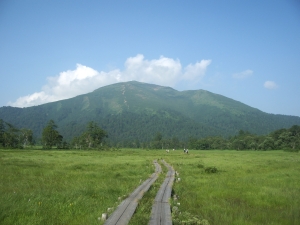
[
  {"xmin": 149, "ymin": 160, "xmax": 175, "ymax": 225},
  {"xmin": 105, "ymin": 160, "xmax": 161, "ymax": 225},
  {"xmin": 161, "ymin": 202, "xmax": 172, "ymax": 225},
  {"xmin": 154, "ymin": 179, "xmax": 168, "ymax": 202},
  {"xmin": 149, "ymin": 202, "xmax": 161, "ymax": 225}
]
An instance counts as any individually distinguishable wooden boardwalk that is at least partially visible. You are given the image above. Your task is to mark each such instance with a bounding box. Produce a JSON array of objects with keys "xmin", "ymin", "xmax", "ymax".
[
  {"xmin": 149, "ymin": 160, "xmax": 175, "ymax": 225},
  {"xmin": 104, "ymin": 160, "xmax": 162, "ymax": 225}
]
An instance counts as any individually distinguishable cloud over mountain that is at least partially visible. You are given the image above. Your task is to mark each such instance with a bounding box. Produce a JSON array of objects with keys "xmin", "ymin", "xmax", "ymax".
[
  {"xmin": 264, "ymin": 81, "xmax": 278, "ymax": 90},
  {"xmin": 9, "ymin": 55, "xmax": 211, "ymax": 107},
  {"xmin": 232, "ymin": 70, "xmax": 253, "ymax": 79}
]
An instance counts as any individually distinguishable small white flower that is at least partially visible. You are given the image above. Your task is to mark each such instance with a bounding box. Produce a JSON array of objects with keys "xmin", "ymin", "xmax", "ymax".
[{"xmin": 101, "ymin": 213, "xmax": 107, "ymax": 221}]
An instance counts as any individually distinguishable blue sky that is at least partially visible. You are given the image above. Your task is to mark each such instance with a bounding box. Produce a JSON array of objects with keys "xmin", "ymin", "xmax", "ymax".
[{"xmin": 1, "ymin": 0, "xmax": 300, "ymax": 116}]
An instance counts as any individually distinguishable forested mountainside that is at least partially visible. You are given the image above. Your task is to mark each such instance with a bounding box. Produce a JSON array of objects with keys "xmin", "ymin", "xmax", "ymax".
[{"xmin": 1, "ymin": 81, "xmax": 300, "ymax": 143}]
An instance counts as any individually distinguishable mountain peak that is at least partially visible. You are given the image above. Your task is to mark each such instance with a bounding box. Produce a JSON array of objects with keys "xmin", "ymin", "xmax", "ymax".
[{"xmin": 1, "ymin": 81, "xmax": 300, "ymax": 142}]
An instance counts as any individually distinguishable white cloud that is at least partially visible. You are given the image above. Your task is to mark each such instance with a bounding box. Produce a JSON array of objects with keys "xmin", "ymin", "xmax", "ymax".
[
  {"xmin": 184, "ymin": 60, "xmax": 211, "ymax": 81},
  {"xmin": 232, "ymin": 70, "xmax": 253, "ymax": 79},
  {"xmin": 123, "ymin": 54, "xmax": 182, "ymax": 85},
  {"xmin": 9, "ymin": 54, "xmax": 211, "ymax": 107},
  {"xmin": 264, "ymin": 81, "xmax": 278, "ymax": 89}
]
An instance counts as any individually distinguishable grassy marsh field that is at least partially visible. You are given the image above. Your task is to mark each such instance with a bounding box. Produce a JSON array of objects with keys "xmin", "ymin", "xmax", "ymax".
[{"xmin": 0, "ymin": 149, "xmax": 299, "ymax": 225}]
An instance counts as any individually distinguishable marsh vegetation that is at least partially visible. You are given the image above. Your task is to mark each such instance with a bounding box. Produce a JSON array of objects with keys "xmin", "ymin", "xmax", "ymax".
[{"xmin": 0, "ymin": 149, "xmax": 299, "ymax": 224}]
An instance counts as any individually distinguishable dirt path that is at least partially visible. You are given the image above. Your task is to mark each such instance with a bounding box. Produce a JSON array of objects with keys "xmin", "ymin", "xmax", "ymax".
[{"xmin": 104, "ymin": 160, "xmax": 162, "ymax": 225}]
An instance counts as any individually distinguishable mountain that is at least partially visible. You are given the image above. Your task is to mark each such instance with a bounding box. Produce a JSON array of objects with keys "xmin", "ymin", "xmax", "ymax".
[{"xmin": 1, "ymin": 81, "xmax": 300, "ymax": 143}]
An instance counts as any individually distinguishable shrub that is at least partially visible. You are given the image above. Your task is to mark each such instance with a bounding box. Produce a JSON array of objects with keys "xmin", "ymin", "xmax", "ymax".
[
  {"xmin": 197, "ymin": 163, "xmax": 205, "ymax": 168},
  {"xmin": 204, "ymin": 166, "xmax": 218, "ymax": 173}
]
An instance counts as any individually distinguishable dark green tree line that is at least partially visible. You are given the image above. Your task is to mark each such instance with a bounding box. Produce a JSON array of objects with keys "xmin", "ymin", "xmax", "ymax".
[
  {"xmin": 186, "ymin": 125, "xmax": 300, "ymax": 151},
  {"xmin": 0, "ymin": 118, "xmax": 33, "ymax": 148}
]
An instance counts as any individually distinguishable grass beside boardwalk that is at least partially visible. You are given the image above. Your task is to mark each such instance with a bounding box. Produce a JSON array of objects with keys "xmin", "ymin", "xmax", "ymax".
[
  {"xmin": 1, "ymin": 149, "xmax": 299, "ymax": 225},
  {"xmin": 165, "ymin": 150, "xmax": 300, "ymax": 225},
  {"xmin": 0, "ymin": 149, "xmax": 156, "ymax": 225}
]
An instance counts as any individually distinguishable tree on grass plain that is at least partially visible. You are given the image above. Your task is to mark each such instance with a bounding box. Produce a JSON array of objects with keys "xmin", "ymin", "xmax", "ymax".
[
  {"xmin": 0, "ymin": 119, "xmax": 4, "ymax": 147},
  {"xmin": 20, "ymin": 128, "xmax": 33, "ymax": 148},
  {"xmin": 0, "ymin": 119, "xmax": 34, "ymax": 149},
  {"xmin": 3, "ymin": 122, "xmax": 20, "ymax": 148},
  {"xmin": 71, "ymin": 121, "xmax": 107, "ymax": 149},
  {"xmin": 42, "ymin": 120, "xmax": 62, "ymax": 149},
  {"xmin": 83, "ymin": 121, "xmax": 107, "ymax": 148}
]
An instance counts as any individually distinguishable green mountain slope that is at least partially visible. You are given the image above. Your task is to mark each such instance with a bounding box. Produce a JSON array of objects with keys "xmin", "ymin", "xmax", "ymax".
[{"xmin": 1, "ymin": 81, "xmax": 300, "ymax": 143}]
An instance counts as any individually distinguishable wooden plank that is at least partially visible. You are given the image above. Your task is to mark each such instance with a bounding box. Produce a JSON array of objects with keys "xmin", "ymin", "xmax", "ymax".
[
  {"xmin": 149, "ymin": 202, "xmax": 172, "ymax": 225},
  {"xmin": 105, "ymin": 160, "xmax": 161, "ymax": 225},
  {"xmin": 149, "ymin": 160, "xmax": 175, "ymax": 225},
  {"xmin": 162, "ymin": 174, "xmax": 175, "ymax": 203},
  {"xmin": 154, "ymin": 179, "xmax": 168, "ymax": 202},
  {"xmin": 161, "ymin": 202, "xmax": 172, "ymax": 225},
  {"xmin": 149, "ymin": 202, "xmax": 161, "ymax": 225}
]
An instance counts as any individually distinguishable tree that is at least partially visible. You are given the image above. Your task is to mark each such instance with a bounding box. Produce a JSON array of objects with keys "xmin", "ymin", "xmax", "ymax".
[
  {"xmin": 197, "ymin": 139, "xmax": 211, "ymax": 150},
  {"xmin": 71, "ymin": 136, "xmax": 83, "ymax": 149},
  {"xmin": 0, "ymin": 119, "xmax": 4, "ymax": 147},
  {"xmin": 20, "ymin": 128, "xmax": 33, "ymax": 148},
  {"xmin": 188, "ymin": 137, "xmax": 198, "ymax": 149},
  {"xmin": 232, "ymin": 139, "xmax": 246, "ymax": 150},
  {"xmin": 42, "ymin": 120, "xmax": 62, "ymax": 149},
  {"xmin": 152, "ymin": 132, "xmax": 163, "ymax": 149},
  {"xmin": 3, "ymin": 122, "xmax": 20, "ymax": 148},
  {"xmin": 211, "ymin": 136, "xmax": 228, "ymax": 149},
  {"xmin": 289, "ymin": 125, "xmax": 300, "ymax": 150},
  {"xmin": 0, "ymin": 119, "xmax": 34, "ymax": 149},
  {"xmin": 79, "ymin": 121, "xmax": 107, "ymax": 149},
  {"xmin": 154, "ymin": 132, "xmax": 163, "ymax": 142},
  {"xmin": 258, "ymin": 137, "xmax": 274, "ymax": 150},
  {"xmin": 171, "ymin": 136, "xmax": 180, "ymax": 149}
]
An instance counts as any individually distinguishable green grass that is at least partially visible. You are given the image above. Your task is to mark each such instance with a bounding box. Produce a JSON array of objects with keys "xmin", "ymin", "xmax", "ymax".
[
  {"xmin": 0, "ymin": 149, "xmax": 155, "ymax": 224},
  {"xmin": 1, "ymin": 149, "xmax": 299, "ymax": 225},
  {"xmin": 165, "ymin": 150, "xmax": 300, "ymax": 225}
]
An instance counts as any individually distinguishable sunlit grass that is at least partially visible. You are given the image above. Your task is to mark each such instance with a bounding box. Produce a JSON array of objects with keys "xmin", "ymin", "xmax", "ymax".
[
  {"xmin": 1, "ymin": 149, "xmax": 299, "ymax": 225},
  {"xmin": 0, "ymin": 149, "xmax": 155, "ymax": 225},
  {"xmin": 166, "ymin": 150, "xmax": 300, "ymax": 225}
]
